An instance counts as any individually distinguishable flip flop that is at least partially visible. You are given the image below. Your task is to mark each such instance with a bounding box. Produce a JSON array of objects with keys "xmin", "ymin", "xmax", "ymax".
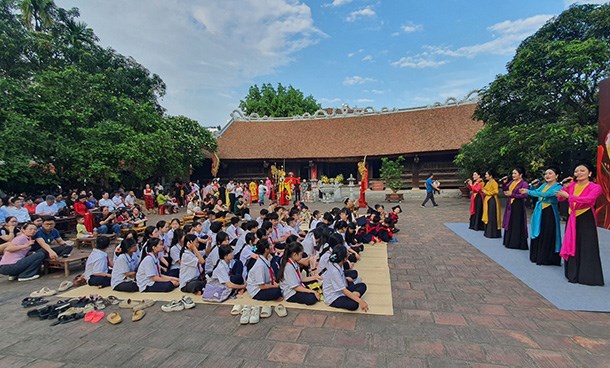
[
  {"xmin": 132, "ymin": 310, "xmax": 145, "ymax": 322},
  {"xmin": 133, "ymin": 299, "xmax": 156, "ymax": 311},
  {"xmin": 119, "ymin": 299, "xmax": 138, "ymax": 309},
  {"xmin": 84, "ymin": 310, "xmax": 97, "ymax": 322},
  {"xmin": 260, "ymin": 305, "xmax": 272, "ymax": 318},
  {"xmin": 107, "ymin": 312, "xmax": 122, "ymax": 325},
  {"xmin": 90, "ymin": 311, "xmax": 105, "ymax": 324},
  {"xmin": 230, "ymin": 304, "xmax": 242, "ymax": 315},
  {"xmin": 30, "ymin": 287, "xmax": 57, "ymax": 298},
  {"xmin": 106, "ymin": 296, "xmax": 120, "ymax": 305},
  {"xmin": 22, "ymin": 297, "xmax": 48, "ymax": 308},
  {"xmin": 275, "ymin": 303, "xmax": 287, "ymax": 317}
]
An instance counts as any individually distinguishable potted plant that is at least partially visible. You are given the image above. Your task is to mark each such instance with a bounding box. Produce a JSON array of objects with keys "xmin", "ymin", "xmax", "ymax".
[{"xmin": 380, "ymin": 156, "xmax": 405, "ymax": 202}]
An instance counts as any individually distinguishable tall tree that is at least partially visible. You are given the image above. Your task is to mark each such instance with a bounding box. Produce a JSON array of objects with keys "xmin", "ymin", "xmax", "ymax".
[
  {"xmin": 456, "ymin": 4, "xmax": 610, "ymax": 178},
  {"xmin": 19, "ymin": 0, "xmax": 54, "ymax": 31},
  {"xmin": 239, "ymin": 83, "xmax": 321, "ymax": 117}
]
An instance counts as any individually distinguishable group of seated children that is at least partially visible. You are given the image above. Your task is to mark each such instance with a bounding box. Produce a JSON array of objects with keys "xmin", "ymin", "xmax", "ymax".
[{"xmin": 81, "ymin": 201, "xmax": 400, "ymax": 312}]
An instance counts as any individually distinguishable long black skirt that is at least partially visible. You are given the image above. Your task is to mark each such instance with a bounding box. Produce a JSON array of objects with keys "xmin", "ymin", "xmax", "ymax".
[
  {"xmin": 529, "ymin": 206, "xmax": 561, "ymax": 266},
  {"xmin": 503, "ymin": 198, "xmax": 528, "ymax": 250},
  {"xmin": 469, "ymin": 194, "xmax": 485, "ymax": 231},
  {"xmin": 565, "ymin": 210, "xmax": 605, "ymax": 286},
  {"xmin": 484, "ymin": 198, "xmax": 501, "ymax": 238}
]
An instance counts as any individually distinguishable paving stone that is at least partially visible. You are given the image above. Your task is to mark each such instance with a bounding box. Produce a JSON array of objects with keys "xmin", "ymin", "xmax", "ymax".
[
  {"xmin": 303, "ymin": 346, "xmax": 346, "ymax": 367},
  {"xmin": 26, "ymin": 360, "xmax": 65, "ymax": 368},
  {"xmin": 198, "ymin": 355, "xmax": 245, "ymax": 368},
  {"xmin": 342, "ymin": 349, "xmax": 385, "ymax": 368},
  {"xmin": 267, "ymin": 342, "xmax": 309, "ymax": 364},
  {"xmin": 323, "ymin": 315, "xmax": 357, "ymax": 330},
  {"xmin": 158, "ymin": 351, "xmax": 208, "ymax": 367},
  {"xmin": 0, "ymin": 355, "xmax": 36, "ymax": 368},
  {"xmin": 122, "ymin": 347, "xmax": 176, "ymax": 368},
  {"xmin": 88, "ymin": 344, "xmax": 143, "ymax": 366},
  {"xmin": 526, "ymin": 349, "xmax": 577, "ymax": 368},
  {"xmin": 293, "ymin": 312, "xmax": 327, "ymax": 328},
  {"xmin": 432, "ymin": 312, "xmax": 467, "ymax": 326},
  {"xmin": 266, "ymin": 326, "xmax": 304, "ymax": 342}
]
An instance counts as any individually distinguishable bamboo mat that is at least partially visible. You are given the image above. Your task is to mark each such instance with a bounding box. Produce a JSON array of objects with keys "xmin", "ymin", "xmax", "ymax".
[{"xmin": 59, "ymin": 242, "xmax": 393, "ymax": 316}]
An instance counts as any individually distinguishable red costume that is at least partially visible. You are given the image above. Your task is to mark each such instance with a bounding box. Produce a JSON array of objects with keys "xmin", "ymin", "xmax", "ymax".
[
  {"xmin": 74, "ymin": 201, "xmax": 94, "ymax": 232},
  {"xmin": 468, "ymin": 180, "xmax": 484, "ymax": 215},
  {"xmin": 143, "ymin": 188, "xmax": 154, "ymax": 210}
]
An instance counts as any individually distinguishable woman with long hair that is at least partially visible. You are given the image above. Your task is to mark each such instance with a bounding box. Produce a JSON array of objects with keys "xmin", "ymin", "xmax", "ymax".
[{"xmin": 502, "ymin": 167, "xmax": 529, "ymax": 250}]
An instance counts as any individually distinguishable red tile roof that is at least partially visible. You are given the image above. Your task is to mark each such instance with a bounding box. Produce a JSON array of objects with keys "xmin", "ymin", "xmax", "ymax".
[{"xmin": 217, "ymin": 103, "xmax": 482, "ymax": 160}]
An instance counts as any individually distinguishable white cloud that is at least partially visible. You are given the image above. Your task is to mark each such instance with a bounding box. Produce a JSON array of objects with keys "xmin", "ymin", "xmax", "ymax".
[
  {"xmin": 346, "ymin": 6, "xmax": 375, "ymax": 22},
  {"xmin": 427, "ymin": 14, "xmax": 553, "ymax": 57},
  {"xmin": 347, "ymin": 48, "xmax": 364, "ymax": 57},
  {"xmin": 362, "ymin": 54, "xmax": 374, "ymax": 62},
  {"xmin": 391, "ymin": 32, "xmax": 400, "ymax": 37},
  {"xmin": 391, "ymin": 56, "xmax": 447, "ymax": 69},
  {"xmin": 319, "ymin": 97, "xmax": 342, "ymax": 105},
  {"xmin": 401, "ymin": 23, "xmax": 423, "ymax": 33},
  {"xmin": 355, "ymin": 98, "xmax": 374, "ymax": 104},
  {"xmin": 55, "ymin": 0, "xmax": 324, "ymax": 125},
  {"xmin": 370, "ymin": 89, "xmax": 385, "ymax": 94},
  {"xmin": 343, "ymin": 75, "xmax": 376, "ymax": 85},
  {"xmin": 325, "ymin": 0, "xmax": 352, "ymax": 7}
]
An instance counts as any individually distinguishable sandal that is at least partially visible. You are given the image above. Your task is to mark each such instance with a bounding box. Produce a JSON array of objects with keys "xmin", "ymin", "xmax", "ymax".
[
  {"xmin": 30, "ymin": 287, "xmax": 57, "ymax": 298},
  {"xmin": 119, "ymin": 299, "xmax": 136, "ymax": 309},
  {"xmin": 260, "ymin": 305, "xmax": 273, "ymax": 318},
  {"xmin": 106, "ymin": 296, "xmax": 120, "ymax": 305},
  {"xmin": 230, "ymin": 304, "xmax": 242, "ymax": 315},
  {"xmin": 58, "ymin": 280, "xmax": 73, "ymax": 292},
  {"xmin": 90, "ymin": 311, "xmax": 105, "ymax": 324},
  {"xmin": 275, "ymin": 303, "xmax": 287, "ymax": 317},
  {"xmin": 22, "ymin": 297, "xmax": 48, "ymax": 308},
  {"xmin": 132, "ymin": 310, "xmax": 145, "ymax": 322},
  {"xmin": 107, "ymin": 312, "xmax": 123, "ymax": 325},
  {"xmin": 240, "ymin": 306, "xmax": 251, "ymax": 325}
]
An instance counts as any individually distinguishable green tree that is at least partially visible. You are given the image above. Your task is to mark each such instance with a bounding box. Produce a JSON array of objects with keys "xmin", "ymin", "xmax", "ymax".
[
  {"xmin": 0, "ymin": 0, "xmax": 216, "ymax": 192},
  {"xmin": 239, "ymin": 83, "xmax": 321, "ymax": 117},
  {"xmin": 19, "ymin": 0, "xmax": 55, "ymax": 31},
  {"xmin": 456, "ymin": 4, "xmax": 610, "ymax": 178}
]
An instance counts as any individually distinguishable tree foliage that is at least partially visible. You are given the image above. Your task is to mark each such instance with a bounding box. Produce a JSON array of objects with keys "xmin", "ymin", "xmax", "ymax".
[
  {"xmin": 239, "ymin": 83, "xmax": 321, "ymax": 117},
  {"xmin": 0, "ymin": 0, "xmax": 216, "ymax": 192},
  {"xmin": 456, "ymin": 4, "xmax": 610, "ymax": 178}
]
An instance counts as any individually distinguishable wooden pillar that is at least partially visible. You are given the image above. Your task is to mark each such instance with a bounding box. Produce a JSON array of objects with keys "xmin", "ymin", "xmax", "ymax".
[{"xmin": 412, "ymin": 155, "xmax": 420, "ymax": 189}]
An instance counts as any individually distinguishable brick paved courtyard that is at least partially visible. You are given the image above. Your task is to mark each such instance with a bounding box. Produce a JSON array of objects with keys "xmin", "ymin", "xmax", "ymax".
[{"xmin": 0, "ymin": 194, "xmax": 609, "ymax": 367}]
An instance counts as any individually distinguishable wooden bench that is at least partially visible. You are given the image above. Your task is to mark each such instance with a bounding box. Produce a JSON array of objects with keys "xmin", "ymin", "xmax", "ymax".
[
  {"xmin": 120, "ymin": 226, "xmax": 146, "ymax": 238},
  {"xmin": 75, "ymin": 233, "xmax": 116, "ymax": 249},
  {"xmin": 45, "ymin": 249, "xmax": 91, "ymax": 277}
]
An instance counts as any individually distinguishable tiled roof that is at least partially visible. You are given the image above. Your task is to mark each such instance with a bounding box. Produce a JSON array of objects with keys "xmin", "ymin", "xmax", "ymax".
[{"xmin": 217, "ymin": 103, "xmax": 482, "ymax": 160}]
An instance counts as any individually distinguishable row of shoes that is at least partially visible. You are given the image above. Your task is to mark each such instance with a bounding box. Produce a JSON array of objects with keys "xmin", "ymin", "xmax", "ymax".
[
  {"xmin": 118, "ymin": 299, "xmax": 156, "ymax": 311},
  {"xmin": 161, "ymin": 296, "xmax": 196, "ymax": 312},
  {"xmin": 231, "ymin": 304, "xmax": 287, "ymax": 325}
]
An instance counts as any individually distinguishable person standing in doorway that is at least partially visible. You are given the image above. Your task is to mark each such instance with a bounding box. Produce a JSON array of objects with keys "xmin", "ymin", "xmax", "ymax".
[{"xmin": 421, "ymin": 173, "xmax": 439, "ymax": 208}]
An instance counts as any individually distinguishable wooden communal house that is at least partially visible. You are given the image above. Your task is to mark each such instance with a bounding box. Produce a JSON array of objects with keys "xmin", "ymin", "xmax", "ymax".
[{"xmin": 206, "ymin": 102, "xmax": 483, "ymax": 189}]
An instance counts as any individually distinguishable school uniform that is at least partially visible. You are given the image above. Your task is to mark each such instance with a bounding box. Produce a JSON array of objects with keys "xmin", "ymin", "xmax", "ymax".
[
  {"xmin": 166, "ymin": 244, "xmax": 181, "ymax": 278},
  {"xmin": 247, "ymin": 257, "xmax": 282, "ymax": 300},
  {"xmin": 204, "ymin": 246, "xmax": 220, "ymax": 275},
  {"xmin": 280, "ymin": 260, "xmax": 317, "ymax": 305},
  {"xmin": 84, "ymin": 249, "xmax": 111, "ymax": 287},
  {"xmin": 323, "ymin": 262, "xmax": 367, "ymax": 311},
  {"xmin": 226, "ymin": 224, "xmax": 242, "ymax": 243},
  {"xmin": 136, "ymin": 253, "xmax": 174, "ymax": 292},
  {"xmin": 111, "ymin": 253, "xmax": 138, "ymax": 292},
  {"xmin": 310, "ymin": 218, "xmax": 321, "ymax": 230},
  {"xmin": 301, "ymin": 232, "xmax": 317, "ymax": 257},
  {"xmin": 269, "ymin": 226, "xmax": 283, "ymax": 244},
  {"xmin": 211, "ymin": 259, "xmax": 232, "ymax": 284},
  {"xmin": 179, "ymin": 250, "xmax": 205, "ymax": 294}
]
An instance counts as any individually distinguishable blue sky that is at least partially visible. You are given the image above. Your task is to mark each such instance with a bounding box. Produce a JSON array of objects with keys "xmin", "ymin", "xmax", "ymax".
[{"xmin": 56, "ymin": 0, "xmax": 607, "ymax": 127}]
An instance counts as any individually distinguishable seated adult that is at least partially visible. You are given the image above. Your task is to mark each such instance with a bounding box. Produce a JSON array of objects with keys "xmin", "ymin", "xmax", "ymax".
[
  {"xmin": 213, "ymin": 199, "xmax": 228, "ymax": 213},
  {"xmin": 33, "ymin": 216, "xmax": 72, "ymax": 260},
  {"xmin": 0, "ymin": 223, "xmax": 46, "ymax": 281},
  {"xmin": 23, "ymin": 197, "xmax": 37, "ymax": 215},
  {"xmin": 0, "ymin": 216, "xmax": 20, "ymax": 254},
  {"xmin": 187, "ymin": 196, "xmax": 206, "ymax": 216},
  {"xmin": 35, "ymin": 195, "xmax": 59, "ymax": 216},
  {"xmin": 98, "ymin": 207, "xmax": 121, "ymax": 237},
  {"xmin": 73, "ymin": 195, "xmax": 94, "ymax": 232},
  {"xmin": 125, "ymin": 191, "xmax": 136, "ymax": 208},
  {"xmin": 55, "ymin": 194, "xmax": 67, "ymax": 213},
  {"xmin": 5, "ymin": 197, "xmax": 30, "ymax": 223},
  {"xmin": 86, "ymin": 193, "xmax": 97, "ymax": 209},
  {"xmin": 98, "ymin": 192, "xmax": 115, "ymax": 211},
  {"xmin": 111, "ymin": 192, "xmax": 125, "ymax": 209},
  {"xmin": 130, "ymin": 206, "xmax": 147, "ymax": 227}
]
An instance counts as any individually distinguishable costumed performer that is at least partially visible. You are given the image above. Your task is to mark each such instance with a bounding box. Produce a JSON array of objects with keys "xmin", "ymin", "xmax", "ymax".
[
  {"xmin": 502, "ymin": 167, "xmax": 529, "ymax": 250},
  {"xmin": 482, "ymin": 170, "xmax": 501, "ymax": 239}
]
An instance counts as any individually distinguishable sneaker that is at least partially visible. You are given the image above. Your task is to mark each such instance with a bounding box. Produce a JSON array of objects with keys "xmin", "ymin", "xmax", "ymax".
[
  {"xmin": 433, "ymin": 204, "xmax": 439, "ymax": 207},
  {"xmin": 8, "ymin": 276, "xmax": 17, "ymax": 281},
  {"xmin": 181, "ymin": 296, "xmax": 195, "ymax": 310},
  {"xmin": 240, "ymin": 306, "xmax": 251, "ymax": 325},
  {"xmin": 161, "ymin": 300, "xmax": 185, "ymax": 312},
  {"xmin": 18, "ymin": 275, "xmax": 40, "ymax": 282},
  {"xmin": 249, "ymin": 306, "xmax": 260, "ymax": 324},
  {"xmin": 388, "ymin": 238, "xmax": 398, "ymax": 243},
  {"xmin": 420, "ymin": 205, "xmax": 425, "ymax": 208}
]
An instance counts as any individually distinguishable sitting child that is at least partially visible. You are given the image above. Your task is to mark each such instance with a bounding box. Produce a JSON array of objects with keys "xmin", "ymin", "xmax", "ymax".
[
  {"xmin": 278, "ymin": 242, "xmax": 321, "ymax": 305},
  {"xmin": 136, "ymin": 238, "xmax": 179, "ymax": 292},
  {"xmin": 111, "ymin": 238, "xmax": 139, "ymax": 292},
  {"xmin": 210, "ymin": 244, "xmax": 246, "ymax": 293},
  {"xmin": 165, "ymin": 228, "xmax": 184, "ymax": 278},
  {"xmin": 247, "ymin": 239, "xmax": 282, "ymax": 301},
  {"xmin": 84, "ymin": 236, "xmax": 113, "ymax": 287},
  {"xmin": 76, "ymin": 215, "xmax": 93, "ymax": 239},
  {"xmin": 387, "ymin": 205, "xmax": 402, "ymax": 233},
  {"xmin": 323, "ymin": 245, "xmax": 368, "ymax": 311},
  {"xmin": 179, "ymin": 234, "xmax": 206, "ymax": 295}
]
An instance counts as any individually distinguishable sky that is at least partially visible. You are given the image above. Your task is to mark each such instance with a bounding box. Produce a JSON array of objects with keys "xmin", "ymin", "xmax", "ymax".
[{"xmin": 56, "ymin": 0, "xmax": 608, "ymax": 127}]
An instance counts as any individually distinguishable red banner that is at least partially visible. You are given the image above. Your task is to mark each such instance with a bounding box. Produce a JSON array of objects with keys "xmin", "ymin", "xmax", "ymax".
[{"xmin": 597, "ymin": 78, "xmax": 610, "ymax": 229}]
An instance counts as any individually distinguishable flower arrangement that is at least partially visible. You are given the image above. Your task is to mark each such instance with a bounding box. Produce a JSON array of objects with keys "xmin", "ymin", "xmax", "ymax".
[{"xmin": 320, "ymin": 175, "xmax": 344, "ymax": 184}]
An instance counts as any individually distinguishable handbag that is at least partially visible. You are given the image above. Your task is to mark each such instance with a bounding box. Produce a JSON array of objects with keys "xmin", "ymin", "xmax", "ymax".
[{"xmin": 202, "ymin": 280, "xmax": 232, "ymax": 303}]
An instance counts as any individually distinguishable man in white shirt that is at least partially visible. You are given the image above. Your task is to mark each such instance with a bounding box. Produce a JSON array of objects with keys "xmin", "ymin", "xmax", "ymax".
[
  {"xmin": 125, "ymin": 191, "xmax": 136, "ymax": 208},
  {"xmin": 111, "ymin": 192, "xmax": 125, "ymax": 209},
  {"xmin": 35, "ymin": 195, "xmax": 59, "ymax": 216},
  {"xmin": 98, "ymin": 192, "xmax": 115, "ymax": 211},
  {"xmin": 6, "ymin": 197, "xmax": 30, "ymax": 223},
  {"xmin": 226, "ymin": 180, "xmax": 236, "ymax": 209}
]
